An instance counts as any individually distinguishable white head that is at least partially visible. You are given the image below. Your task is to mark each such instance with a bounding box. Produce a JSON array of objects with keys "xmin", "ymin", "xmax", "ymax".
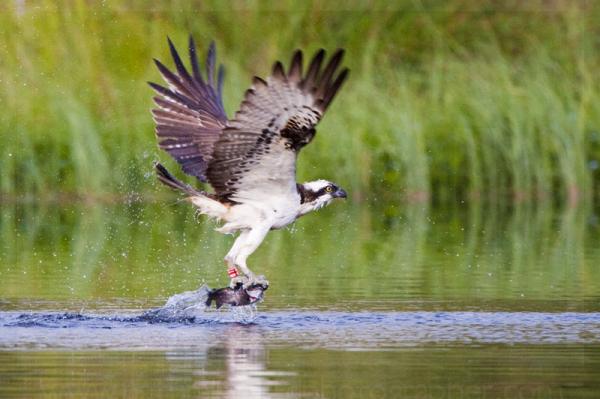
[{"xmin": 297, "ymin": 179, "xmax": 347, "ymax": 214}]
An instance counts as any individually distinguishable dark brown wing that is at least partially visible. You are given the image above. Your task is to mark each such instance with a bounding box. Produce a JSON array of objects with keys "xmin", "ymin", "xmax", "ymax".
[
  {"xmin": 206, "ymin": 49, "xmax": 348, "ymax": 201},
  {"xmin": 149, "ymin": 36, "xmax": 227, "ymax": 182}
]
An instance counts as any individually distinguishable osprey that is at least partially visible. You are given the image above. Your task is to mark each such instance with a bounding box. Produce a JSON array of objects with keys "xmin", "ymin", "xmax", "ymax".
[{"xmin": 150, "ymin": 37, "xmax": 348, "ymax": 287}]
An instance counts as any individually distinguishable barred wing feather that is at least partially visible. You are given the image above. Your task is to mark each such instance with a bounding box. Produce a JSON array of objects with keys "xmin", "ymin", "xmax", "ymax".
[
  {"xmin": 207, "ymin": 49, "xmax": 348, "ymax": 202},
  {"xmin": 149, "ymin": 36, "xmax": 227, "ymax": 182}
]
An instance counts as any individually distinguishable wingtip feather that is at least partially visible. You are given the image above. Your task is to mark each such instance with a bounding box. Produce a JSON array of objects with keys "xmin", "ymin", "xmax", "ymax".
[
  {"xmin": 288, "ymin": 50, "xmax": 303, "ymax": 81},
  {"xmin": 322, "ymin": 67, "xmax": 349, "ymax": 110},
  {"xmin": 272, "ymin": 61, "xmax": 286, "ymax": 79},
  {"xmin": 302, "ymin": 49, "xmax": 326, "ymax": 89}
]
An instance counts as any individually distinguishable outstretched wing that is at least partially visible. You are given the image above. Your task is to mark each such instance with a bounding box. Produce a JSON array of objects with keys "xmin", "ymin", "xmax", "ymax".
[
  {"xmin": 149, "ymin": 36, "xmax": 227, "ymax": 182},
  {"xmin": 206, "ymin": 49, "xmax": 348, "ymax": 202}
]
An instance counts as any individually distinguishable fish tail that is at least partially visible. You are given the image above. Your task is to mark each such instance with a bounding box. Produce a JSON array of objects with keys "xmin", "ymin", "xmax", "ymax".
[{"xmin": 205, "ymin": 289, "xmax": 224, "ymax": 309}]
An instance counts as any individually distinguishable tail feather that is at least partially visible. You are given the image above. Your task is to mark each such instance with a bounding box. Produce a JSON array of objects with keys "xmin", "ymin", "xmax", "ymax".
[{"xmin": 155, "ymin": 162, "xmax": 203, "ymax": 196}]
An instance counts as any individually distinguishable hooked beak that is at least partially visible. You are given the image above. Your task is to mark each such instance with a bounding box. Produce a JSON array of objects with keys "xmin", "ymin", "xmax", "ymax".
[{"xmin": 334, "ymin": 188, "xmax": 347, "ymax": 199}]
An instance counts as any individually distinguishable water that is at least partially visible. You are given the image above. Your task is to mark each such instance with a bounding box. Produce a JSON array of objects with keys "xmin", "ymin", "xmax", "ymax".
[
  {"xmin": 2, "ymin": 309, "xmax": 600, "ymax": 348},
  {"xmin": 1, "ymin": 203, "xmax": 600, "ymax": 398}
]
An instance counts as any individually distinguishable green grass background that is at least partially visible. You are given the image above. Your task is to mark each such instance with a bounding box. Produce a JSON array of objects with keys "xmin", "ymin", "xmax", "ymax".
[{"xmin": 2, "ymin": 0, "xmax": 600, "ymax": 206}]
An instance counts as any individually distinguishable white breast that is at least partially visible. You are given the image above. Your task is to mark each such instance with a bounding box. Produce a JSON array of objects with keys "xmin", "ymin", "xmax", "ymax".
[
  {"xmin": 221, "ymin": 191, "xmax": 300, "ymax": 232},
  {"xmin": 225, "ymin": 139, "xmax": 301, "ymax": 229}
]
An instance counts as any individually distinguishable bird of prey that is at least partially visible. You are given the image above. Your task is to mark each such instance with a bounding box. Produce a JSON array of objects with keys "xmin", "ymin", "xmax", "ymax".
[{"xmin": 149, "ymin": 36, "xmax": 349, "ymax": 287}]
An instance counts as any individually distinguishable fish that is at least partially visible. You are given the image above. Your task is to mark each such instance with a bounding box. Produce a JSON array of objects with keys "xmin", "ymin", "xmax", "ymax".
[{"xmin": 205, "ymin": 282, "xmax": 269, "ymax": 309}]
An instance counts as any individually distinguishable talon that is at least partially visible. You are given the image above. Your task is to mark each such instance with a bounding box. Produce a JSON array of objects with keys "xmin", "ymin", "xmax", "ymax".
[
  {"xmin": 229, "ymin": 276, "xmax": 245, "ymax": 288},
  {"xmin": 243, "ymin": 274, "xmax": 269, "ymax": 290}
]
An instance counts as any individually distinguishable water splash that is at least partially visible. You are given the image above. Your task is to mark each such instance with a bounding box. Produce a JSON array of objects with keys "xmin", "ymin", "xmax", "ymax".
[
  {"xmin": 230, "ymin": 303, "xmax": 259, "ymax": 323},
  {"xmin": 140, "ymin": 285, "xmax": 211, "ymax": 322},
  {"xmin": 140, "ymin": 284, "xmax": 260, "ymax": 324},
  {"xmin": 137, "ymin": 284, "xmax": 258, "ymax": 324}
]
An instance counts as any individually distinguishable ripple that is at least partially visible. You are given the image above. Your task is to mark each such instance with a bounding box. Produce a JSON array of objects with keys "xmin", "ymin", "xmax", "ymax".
[{"xmin": 1, "ymin": 310, "xmax": 599, "ymax": 350}]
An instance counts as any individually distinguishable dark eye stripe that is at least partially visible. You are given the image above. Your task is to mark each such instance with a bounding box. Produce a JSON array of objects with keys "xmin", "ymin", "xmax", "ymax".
[{"xmin": 316, "ymin": 184, "xmax": 336, "ymax": 196}]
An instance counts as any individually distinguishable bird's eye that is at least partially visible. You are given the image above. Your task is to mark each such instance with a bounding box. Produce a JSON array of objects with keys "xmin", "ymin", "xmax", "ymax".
[{"xmin": 325, "ymin": 186, "xmax": 334, "ymax": 193}]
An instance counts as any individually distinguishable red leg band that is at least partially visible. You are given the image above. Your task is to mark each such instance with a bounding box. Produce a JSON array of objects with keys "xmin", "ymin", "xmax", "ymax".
[{"xmin": 227, "ymin": 268, "xmax": 239, "ymax": 278}]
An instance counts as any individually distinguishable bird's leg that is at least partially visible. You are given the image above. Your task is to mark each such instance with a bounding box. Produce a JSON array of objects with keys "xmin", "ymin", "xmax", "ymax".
[
  {"xmin": 226, "ymin": 265, "xmax": 245, "ymax": 288},
  {"xmin": 233, "ymin": 224, "xmax": 271, "ymax": 288},
  {"xmin": 224, "ymin": 230, "xmax": 249, "ymax": 288},
  {"xmin": 235, "ymin": 257, "xmax": 269, "ymax": 289}
]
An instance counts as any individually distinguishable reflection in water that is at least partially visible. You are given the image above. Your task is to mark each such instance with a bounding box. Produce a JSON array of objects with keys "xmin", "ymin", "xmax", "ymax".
[
  {"xmin": 1, "ymin": 341, "xmax": 599, "ymax": 398},
  {"xmin": 220, "ymin": 326, "xmax": 270, "ymax": 399},
  {"xmin": 213, "ymin": 326, "xmax": 292, "ymax": 399},
  {"xmin": 162, "ymin": 325, "xmax": 295, "ymax": 399},
  {"xmin": 1, "ymin": 202, "xmax": 600, "ymax": 398},
  {"xmin": 0, "ymin": 202, "xmax": 599, "ymax": 310}
]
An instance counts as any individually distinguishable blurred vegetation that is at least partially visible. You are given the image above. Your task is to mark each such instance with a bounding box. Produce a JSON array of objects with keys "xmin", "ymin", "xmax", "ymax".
[
  {"xmin": 1, "ymin": 201, "xmax": 599, "ymax": 310},
  {"xmin": 2, "ymin": 0, "xmax": 600, "ymax": 206}
]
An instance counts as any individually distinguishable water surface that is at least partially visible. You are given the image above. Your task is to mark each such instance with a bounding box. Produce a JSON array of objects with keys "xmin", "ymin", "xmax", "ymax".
[{"xmin": 1, "ymin": 203, "xmax": 599, "ymax": 398}]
